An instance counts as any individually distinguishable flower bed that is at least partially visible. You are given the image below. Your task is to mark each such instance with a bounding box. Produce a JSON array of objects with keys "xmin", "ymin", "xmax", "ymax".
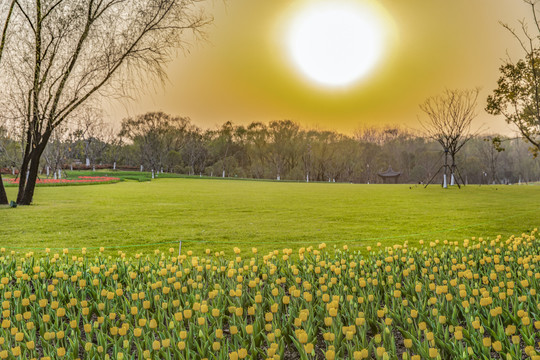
[
  {"xmin": 3, "ymin": 176, "xmax": 120, "ymax": 186},
  {"xmin": 0, "ymin": 231, "xmax": 538, "ymax": 359}
]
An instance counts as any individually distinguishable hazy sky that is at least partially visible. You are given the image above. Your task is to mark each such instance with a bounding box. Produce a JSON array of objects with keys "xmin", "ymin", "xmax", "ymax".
[{"xmin": 106, "ymin": 0, "xmax": 534, "ymax": 134}]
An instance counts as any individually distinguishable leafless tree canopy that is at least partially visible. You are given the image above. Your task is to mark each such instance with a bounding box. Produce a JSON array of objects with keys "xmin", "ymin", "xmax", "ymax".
[
  {"xmin": 420, "ymin": 88, "xmax": 479, "ymax": 157},
  {"xmin": 354, "ymin": 125, "xmax": 413, "ymax": 146},
  {"xmin": 0, "ymin": 0, "xmax": 210, "ymax": 204},
  {"xmin": 119, "ymin": 111, "xmax": 193, "ymax": 172},
  {"xmin": 419, "ymin": 88, "xmax": 480, "ymax": 187}
]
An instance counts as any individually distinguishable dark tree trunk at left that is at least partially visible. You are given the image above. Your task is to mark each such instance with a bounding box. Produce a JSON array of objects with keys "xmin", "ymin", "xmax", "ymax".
[
  {"xmin": 0, "ymin": 173, "xmax": 7, "ymax": 205},
  {"xmin": 17, "ymin": 132, "xmax": 50, "ymax": 205},
  {"xmin": 16, "ymin": 135, "xmax": 31, "ymax": 203}
]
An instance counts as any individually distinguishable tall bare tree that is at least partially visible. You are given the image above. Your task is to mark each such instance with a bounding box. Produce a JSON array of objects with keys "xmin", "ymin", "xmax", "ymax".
[
  {"xmin": 0, "ymin": 0, "xmax": 16, "ymax": 205},
  {"xmin": 420, "ymin": 88, "xmax": 479, "ymax": 188},
  {"xmin": 0, "ymin": 0, "xmax": 209, "ymax": 205}
]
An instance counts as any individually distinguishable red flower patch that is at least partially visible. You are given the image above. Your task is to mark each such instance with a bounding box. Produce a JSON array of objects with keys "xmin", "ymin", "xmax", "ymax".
[{"xmin": 3, "ymin": 176, "xmax": 120, "ymax": 185}]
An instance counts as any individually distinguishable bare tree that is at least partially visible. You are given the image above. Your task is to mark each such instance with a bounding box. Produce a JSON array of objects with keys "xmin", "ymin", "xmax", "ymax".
[
  {"xmin": 71, "ymin": 108, "xmax": 110, "ymax": 170},
  {"xmin": 0, "ymin": 0, "xmax": 210, "ymax": 205},
  {"xmin": 0, "ymin": 0, "xmax": 16, "ymax": 204},
  {"xmin": 420, "ymin": 88, "xmax": 480, "ymax": 188},
  {"xmin": 42, "ymin": 125, "xmax": 69, "ymax": 178},
  {"xmin": 354, "ymin": 125, "xmax": 406, "ymax": 146},
  {"xmin": 210, "ymin": 121, "xmax": 235, "ymax": 178},
  {"xmin": 245, "ymin": 122, "xmax": 268, "ymax": 179},
  {"xmin": 182, "ymin": 128, "xmax": 208, "ymax": 175},
  {"xmin": 476, "ymin": 136, "xmax": 505, "ymax": 184},
  {"xmin": 120, "ymin": 112, "xmax": 192, "ymax": 173},
  {"xmin": 267, "ymin": 120, "xmax": 300, "ymax": 181}
]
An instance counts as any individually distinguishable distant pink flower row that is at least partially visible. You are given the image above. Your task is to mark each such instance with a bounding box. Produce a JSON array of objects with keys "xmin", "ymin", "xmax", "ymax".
[{"xmin": 3, "ymin": 176, "xmax": 120, "ymax": 184}]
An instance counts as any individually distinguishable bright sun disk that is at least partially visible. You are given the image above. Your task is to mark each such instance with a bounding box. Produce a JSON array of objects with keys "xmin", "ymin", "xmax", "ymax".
[{"xmin": 285, "ymin": 0, "xmax": 388, "ymax": 87}]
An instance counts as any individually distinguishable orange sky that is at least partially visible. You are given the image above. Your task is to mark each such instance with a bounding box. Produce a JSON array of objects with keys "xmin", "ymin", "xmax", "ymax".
[{"xmin": 106, "ymin": 0, "xmax": 534, "ymax": 135}]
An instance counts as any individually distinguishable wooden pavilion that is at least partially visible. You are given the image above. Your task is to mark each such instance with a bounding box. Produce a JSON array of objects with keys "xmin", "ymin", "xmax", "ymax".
[{"xmin": 377, "ymin": 166, "xmax": 401, "ymax": 184}]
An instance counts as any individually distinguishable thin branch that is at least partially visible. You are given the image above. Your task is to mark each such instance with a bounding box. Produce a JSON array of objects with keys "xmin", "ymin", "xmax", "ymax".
[{"xmin": 0, "ymin": 0, "xmax": 16, "ymax": 65}]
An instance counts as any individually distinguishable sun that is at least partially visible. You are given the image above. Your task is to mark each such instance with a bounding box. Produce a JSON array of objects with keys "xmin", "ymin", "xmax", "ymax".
[{"xmin": 285, "ymin": 0, "xmax": 389, "ymax": 88}]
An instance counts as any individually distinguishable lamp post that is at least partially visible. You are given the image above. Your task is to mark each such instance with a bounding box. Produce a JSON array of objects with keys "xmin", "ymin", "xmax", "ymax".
[{"xmin": 367, "ymin": 164, "xmax": 370, "ymax": 184}]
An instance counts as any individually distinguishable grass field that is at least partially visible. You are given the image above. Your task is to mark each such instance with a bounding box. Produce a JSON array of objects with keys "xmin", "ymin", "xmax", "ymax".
[{"xmin": 1, "ymin": 177, "xmax": 539, "ymax": 256}]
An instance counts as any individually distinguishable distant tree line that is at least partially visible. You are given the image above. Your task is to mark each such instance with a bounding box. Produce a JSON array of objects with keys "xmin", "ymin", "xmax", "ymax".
[{"xmin": 2, "ymin": 112, "xmax": 539, "ymax": 185}]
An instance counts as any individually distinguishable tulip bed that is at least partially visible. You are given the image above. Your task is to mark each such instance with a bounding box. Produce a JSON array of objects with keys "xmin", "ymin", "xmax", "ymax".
[
  {"xmin": 0, "ymin": 231, "xmax": 538, "ymax": 360},
  {"xmin": 3, "ymin": 176, "xmax": 120, "ymax": 186}
]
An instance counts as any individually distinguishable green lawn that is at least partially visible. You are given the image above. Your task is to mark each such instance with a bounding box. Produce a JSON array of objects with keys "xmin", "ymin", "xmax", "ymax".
[{"xmin": 1, "ymin": 178, "xmax": 539, "ymax": 257}]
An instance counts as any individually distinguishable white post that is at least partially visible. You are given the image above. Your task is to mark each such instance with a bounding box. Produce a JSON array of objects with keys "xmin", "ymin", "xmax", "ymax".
[
  {"xmin": 85, "ymin": 158, "xmax": 90, "ymax": 167},
  {"xmin": 222, "ymin": 170, "xmax": 225, "ymax": 178},
  {"xmin": 306, "ymin": 174, "xmax": 309, "ymax": 183},
  {"xmin": 70, "ymin": 164, "xmax": 73, "ymax": 171},
  {"xmin": 46, "ymin": 166, "xmax": 50, "ymax": 176},
  {"xmin": 113, "ymin": 161, "xmax": 116, "ymax": 170},
  {"xmin": 443, "ymin": 174, "xmax": 447, "ymax": 188},
  {"xmin": 12, "ymin": 167, "xmax": 15, "ymax": 175},
  {"xmin": 58, "ymin": 169, "xmax": 61, "ymax": 179},
  {"xmin": 277, "ymin": 175, "xmax": 280, "ymax": 181},
  {"xmin": 92, "ymin": 165, "xmax": 95, "ymax": 172},
  {"xmin": 151, "ymin": 170, "xmax": 155, "ymax": 179},
  {"xmin": 54, "ymin": 172, "xmax": 57, "ymax": 180},
  {"xmin": 140, "ymin": 165, "xmax": 143, "ymax": 172},
  {"xmin": 450, "ymin": 174, "xmax": 455, "ymax": 186}
]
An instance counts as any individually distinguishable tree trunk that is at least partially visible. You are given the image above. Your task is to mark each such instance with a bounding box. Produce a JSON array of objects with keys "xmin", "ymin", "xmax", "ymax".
[
  {"xmin": 0, "ymin": 173, "xmax": 8, "ymax": 205},
  {"xmin": 18, "ymin": 157, "xmax": 41, "ymax": 205},
  {"xmin": 443, "ymin": 151, "xmax": 448, "ymax": 188},
  {"xmin": 450, "ymin": 156, "xmax": 456, "ymax": 186},
  {"xmin": 18, "ymin": 151, "xmax": 42, "ymax": 205},
  {"xmin": 17, "ymin": 132, "xmax": 51, "ymax": 205},
  {"xmin": 16, "ymin": 140, "xmax": 32, "ymax": 203}
]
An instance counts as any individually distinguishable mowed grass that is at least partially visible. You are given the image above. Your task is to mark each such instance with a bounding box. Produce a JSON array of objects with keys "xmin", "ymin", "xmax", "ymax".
[{"xmin": 1, "ymin": 178, "xmax": 539, "ymax": 256}]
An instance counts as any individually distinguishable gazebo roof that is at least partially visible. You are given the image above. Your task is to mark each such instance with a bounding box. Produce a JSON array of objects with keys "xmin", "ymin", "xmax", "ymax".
[{"xmin": 378, "ymin": 166, "xmax": 401, "ymax": 177}]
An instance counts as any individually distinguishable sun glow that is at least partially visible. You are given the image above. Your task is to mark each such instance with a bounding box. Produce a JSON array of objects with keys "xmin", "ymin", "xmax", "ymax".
[{"xmin": 284, "ymin": 0, "xmax": 391, "ymax": 88}]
